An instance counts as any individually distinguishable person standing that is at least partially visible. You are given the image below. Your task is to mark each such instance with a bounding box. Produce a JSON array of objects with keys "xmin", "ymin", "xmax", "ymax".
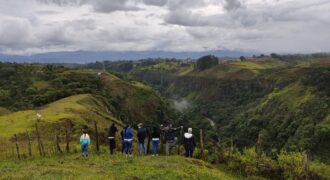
[
  {"xmin": 123, "ymin": 124, "xmax": 134, "ymax": 157},
  {"xmin": 183, "ymin": 128, "xmax": 196, "ymax": 158},
  {"xmin": 151, "ymin": 127, "xmax": 160, "ymax": 156},
  {"xmin": 107, "ymin": 123, "xmax": 118, "ymax": 155},
  {"xmin": 137, "ymin": 123, "xmax": 148, "ymax": 155},
  {"xmin": 80, "ymin": 129, "xmax": 91, "ymax": 159},
  {"xmin": 162, "ymin": 124, "xmax": 182, "ymax": 155}
]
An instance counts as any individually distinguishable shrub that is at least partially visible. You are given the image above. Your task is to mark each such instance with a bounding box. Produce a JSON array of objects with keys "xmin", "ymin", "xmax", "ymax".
[{"xmin": 278, "ymin": 151, "xmax": 304, "ymax": 179}]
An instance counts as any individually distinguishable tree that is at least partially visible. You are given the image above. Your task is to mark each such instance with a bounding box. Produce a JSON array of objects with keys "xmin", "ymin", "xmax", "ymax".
[
  {"xmin": 196, "ymin": 55, "xmax": 218, "ymax": 70},
  {"xmin": 240, "ymin": 56, "xmax": 246, "ymax": 61}
]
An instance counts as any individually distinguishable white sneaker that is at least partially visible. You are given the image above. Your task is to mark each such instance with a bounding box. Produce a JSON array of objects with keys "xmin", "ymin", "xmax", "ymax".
[{"xmin": 152, "ymin": 154, "xmax": 155, "ymax": 157}]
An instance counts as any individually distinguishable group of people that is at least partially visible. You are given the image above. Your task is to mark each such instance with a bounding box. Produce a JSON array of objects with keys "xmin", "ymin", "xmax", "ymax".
[{"xmin": 79, "ymin": 123, "xmax": 196, "ymax": 159}]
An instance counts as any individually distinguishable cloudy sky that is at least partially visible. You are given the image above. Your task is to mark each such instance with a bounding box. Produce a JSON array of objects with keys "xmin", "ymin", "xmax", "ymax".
[{"xmin": 0, "ymin": 0, "xmax": 329, "ymax": 55}]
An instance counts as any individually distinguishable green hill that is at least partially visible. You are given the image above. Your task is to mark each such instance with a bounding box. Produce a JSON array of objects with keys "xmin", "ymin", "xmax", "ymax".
[
  {"xmin": 107, "ymin": 55, "xmax": 330, "ymax": 163},
  {"xmin": 0, "ymin": 154, "xmax": 236, "ymax": 180},
  {"xmin": 0, "ymin": 63, "xmax": 172, "ymax": 127},
  {"xmin": 0, "ymin": 94, "xmax": 119, "ymax": 139}
]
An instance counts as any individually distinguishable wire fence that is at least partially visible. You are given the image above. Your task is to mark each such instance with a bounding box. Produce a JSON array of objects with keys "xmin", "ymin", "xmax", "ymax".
[{"xmin": 0, "ymin": 121, "xmax": 206, "ymax": 161}]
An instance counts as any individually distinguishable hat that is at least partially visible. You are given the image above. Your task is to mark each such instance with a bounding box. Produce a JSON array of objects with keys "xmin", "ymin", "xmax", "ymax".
[{"xmin": 138, "ymin": 123, "xmax": 143, "ymax": 127}]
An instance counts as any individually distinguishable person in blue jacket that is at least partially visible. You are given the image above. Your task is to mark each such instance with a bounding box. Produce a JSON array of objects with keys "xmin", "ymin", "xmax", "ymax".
[
  {"xmin": 123, "ymin": 124, "xmax": 134, "ymax": 157},
  {"xmin": 80, "ymin": 129, "xmax": 91, "ymax": 159}
]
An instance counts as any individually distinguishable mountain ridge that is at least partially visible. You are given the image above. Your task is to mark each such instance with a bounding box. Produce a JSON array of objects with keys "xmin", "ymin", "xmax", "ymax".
[{"xmin": 0, "ymin": 50, "xmax": 253, "ymax": 63}]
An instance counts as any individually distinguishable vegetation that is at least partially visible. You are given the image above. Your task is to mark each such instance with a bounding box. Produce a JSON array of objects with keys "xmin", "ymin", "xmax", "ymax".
[
  {"xmin": 196, "ymin": 55, "xmax": 218, "ymax": 70},
  {"xmin": 98, "ymin": 54, "xmax": 330, "ymax": 165},
  {"xmin": 0, "ymin": 154, "xmax": 236, "ymax": 180},
  {"xmin": 0, "ymin": 53, "xmax": 329, "ymax": 179}
]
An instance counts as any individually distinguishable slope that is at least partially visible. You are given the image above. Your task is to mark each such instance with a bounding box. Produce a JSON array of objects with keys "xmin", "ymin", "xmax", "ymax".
[
  {"xmin": 0, "ymin": 94, "xmax": 120, "ymax": 139},
  {"xmin": 0, "ymin": 154, "xmax": 237, "ymax": 180}
]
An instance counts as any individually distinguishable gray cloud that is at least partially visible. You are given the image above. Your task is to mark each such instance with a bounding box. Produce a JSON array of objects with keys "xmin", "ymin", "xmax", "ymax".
[
  {"xmin": 143, "ymin": 0, "xmax": 168, "ymax": 6},
  {"xmin": 87, "ymin": 0, "xmax": 140, "ymax": 13},
  {"xmin": 223, "ymin": 0, "xmax": 244, "ymax": 11},
  {"xmin": 37, "ymin": 0, "xmax": 82, "ymax": 6},
  {"xmin": 0, "ymin": 0, "xmax": 330, "ymax": 54},
  {"xmin": 38, "ymin": 0, "xmax": 141, "ymax": 13}
]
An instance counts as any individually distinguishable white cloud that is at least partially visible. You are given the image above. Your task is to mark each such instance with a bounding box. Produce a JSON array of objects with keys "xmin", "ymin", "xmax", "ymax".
[{"xmin": 0, "ymin": 0, "xmax": 329, "ymax": 54}]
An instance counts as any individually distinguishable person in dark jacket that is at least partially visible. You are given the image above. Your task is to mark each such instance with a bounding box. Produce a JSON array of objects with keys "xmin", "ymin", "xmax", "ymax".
[
  {"xmin": 183, "ymin": 128, "xmax": 196, "ymax": 158},
  {"xmin": 107, "ymin": 123, "xmax": 118, "ymax": 155},
  {"xmin": 151, "ymin": 127, "xmax": 160, "ymax": 156},
  {"xmin": 162, "ymin": 124, "xmax": 182, "ymax": 155},
  {"xmin": 137, "ymin": 123, "xmax": 148, "ymax": 155}
]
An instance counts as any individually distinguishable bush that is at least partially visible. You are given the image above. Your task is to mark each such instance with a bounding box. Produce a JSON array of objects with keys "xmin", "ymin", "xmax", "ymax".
[
  {"xmin": 278, "ymin": 151, "xmax": 304, "ymax": 179},
  {"xmin": 309, "ymin": 161, "xmax": 330, "ymax": 180}
]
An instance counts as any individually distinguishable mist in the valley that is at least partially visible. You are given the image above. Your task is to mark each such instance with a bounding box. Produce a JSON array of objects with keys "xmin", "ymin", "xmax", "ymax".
[{"xmin": 173, "ymin": 99, "xmax": 191, "ymax": 112}]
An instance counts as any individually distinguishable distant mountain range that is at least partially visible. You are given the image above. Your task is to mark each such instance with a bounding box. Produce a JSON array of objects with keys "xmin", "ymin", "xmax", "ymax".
[{"xmin": 0, "ymin": 50, "xmax": 254, "ymax": 63}]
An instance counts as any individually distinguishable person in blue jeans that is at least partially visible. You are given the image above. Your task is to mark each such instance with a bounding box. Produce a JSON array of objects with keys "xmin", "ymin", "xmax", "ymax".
[
  {"xmin": 80, "ymin": 129, "xmax": 91, "ymax": 159},
  {"xmin": 123, "ymin": 125, "xmax": 134, "ymax": 157},
  {"xmin": 151, "ymin": 127, "xmax": 160, "ymax": 156}
]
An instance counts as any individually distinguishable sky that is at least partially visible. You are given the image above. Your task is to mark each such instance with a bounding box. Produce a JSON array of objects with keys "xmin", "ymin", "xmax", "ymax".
[{"xmin": 0, "ymin": 0, "xmax": 329, "ymax": 55}]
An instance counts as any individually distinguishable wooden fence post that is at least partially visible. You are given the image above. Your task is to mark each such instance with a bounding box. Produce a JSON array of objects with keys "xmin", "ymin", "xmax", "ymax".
[
  {"xmin": 94, "ymin": 121, "xmax": 99, "ymax": 152},
  {"xmin": 200, "ymin": 129, "xmax": 204, "ymax": 160},
  {"xmin": 14, "ymin": 134, "xmax": 21, "ymax": 160},
  {"xmin": 256, "ymin": 132, "xmax": 262, "ymax": 168},
  {"xmin": 26, "ymin": 131, "xmax": 32, "ymax": 157},
  {"xmin": 147, "ymin": 128, "xmax": 151, "ymax": 154},
  {"xmin": 303, "ymin": 152, "xmax": 309, "ymax": 180},
  {"xmin": 54, "ymin": 131, "xmax": 62, "ymax": 154},
  {"xmin": 230, "ymin": 137, "xmax": 234, "ymax": 160},
  {"xmin": 178, "ymin": 126, "xmax": 183, "ymax": 155},
  {"xmin": 65, "ymin": 120, "xmax": 73, "ymax": 153},
  {"xmin": 35, "ymin": 123, "xmax": 45, "ymax": 156}
]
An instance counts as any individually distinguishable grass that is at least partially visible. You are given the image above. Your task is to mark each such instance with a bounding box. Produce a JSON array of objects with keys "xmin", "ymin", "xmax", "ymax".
[
  {"xmin": 0, "ymin": 94, "xmax": 117, "ymax": 138},
  {"xmin": 0, "ymin": 154, "xmax": 238, "ymax": 180},
  {"xmin": 0, "ymin": 107, "xmax": 11, "ymax": 116}
]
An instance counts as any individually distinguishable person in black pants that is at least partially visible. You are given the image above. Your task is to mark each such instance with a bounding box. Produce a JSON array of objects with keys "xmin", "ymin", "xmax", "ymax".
[
  {"xmin": 183, "ymin": 128, "xmax": 196, "ymax": 158},
  {"xmin": 107, "ymin": 123, "xmax": 118, "ymax": 155}
]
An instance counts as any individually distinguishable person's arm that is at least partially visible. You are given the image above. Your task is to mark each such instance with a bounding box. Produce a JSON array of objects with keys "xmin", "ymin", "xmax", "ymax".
[{"xmin": 87, "ymin": 135, "xmax": 91, "ymax": 145}]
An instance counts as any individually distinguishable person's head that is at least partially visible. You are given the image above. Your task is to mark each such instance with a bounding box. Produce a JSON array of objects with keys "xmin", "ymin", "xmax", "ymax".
[
  {"xmin": 138, "ymin": 123, "xmax": 143, "ymax": 128},
  {"xmin": 82, "ymin": 129, "xmax": 88, "ymax": 134},
  {"xmin": 188, "ymin": 128, "xmax": 192, "ymax": 134},
  {"xmin": 153, "ymin": 126, "xmax": 158, "ymax": 132},
  {"xmin": 111, "ymin": 123, "xmax": 115, "ymax": 127}
]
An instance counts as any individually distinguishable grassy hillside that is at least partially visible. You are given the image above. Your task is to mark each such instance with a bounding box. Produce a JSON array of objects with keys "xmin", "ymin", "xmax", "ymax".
[
  {"xmin": 0, "ymin": 154, "xmax": 237, "ymax": 180},
  {"xmin": 0, "ymin": 94, "xmax": 119, "ymax": 139},
  {"xmin": 0, "ymin": 63, "xmax": 173, "ymax": 128}
]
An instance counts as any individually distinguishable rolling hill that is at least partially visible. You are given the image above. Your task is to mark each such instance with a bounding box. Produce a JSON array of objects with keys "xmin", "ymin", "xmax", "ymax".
[{"xmin": 99, "ymin": 55, "xmax": 330, "ymax": 163}]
